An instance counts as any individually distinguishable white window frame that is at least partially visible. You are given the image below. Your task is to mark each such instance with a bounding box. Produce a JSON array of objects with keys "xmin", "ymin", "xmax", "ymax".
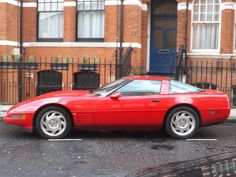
[{"xmin": 190, "ymin": 0, "xmax": 221, "ymax": 53}]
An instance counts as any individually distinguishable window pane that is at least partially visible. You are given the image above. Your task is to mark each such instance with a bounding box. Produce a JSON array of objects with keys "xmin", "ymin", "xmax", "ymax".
[
  {"xmin": 192, "ymin": 23, "xmax": 219, "ymax": 49},
  {"xmin": 91, "ymin": 1, "xmax": 98, "ymax": 10},
  {"xmin": 77, "ymin": 1, "xmax": 83, "ymax": 10},
  {"xmin": 77, "ymin": 11, "xmax": 104, "ymax": 38},
  {"xmin": 38, "ymin": 3, "xmax": 44, "ymax": 11},
  {"xmin": 44, "ymin": 3, "xmax": 51, "ymax": 11},
  {"xmin": 192, "ymin": 0, "xmax": 219, "ymax": 50},
  {"xmin": 154, "ymin": 19, "xmax": 176, "ymax": 28},
  {"xmin": 170, "ymin": 80, "xmax": 202, "ymax": 94},
  {"xmin": 152, "ymin": 0, "xmax": 177, "ymax": 16},
  {"xmin": 51, "ymin": 3, "xmax": 58, "ymax": 11},
  {"xmin": 166, "ymin": 31, "xmax": 176, "ymax": 48},
  {"xmin": 154, "ymin": 30, "xmax": 163, "ymax": 48},
  {"xmin": 77, "ymin": 0, "xmax": 105, "ymax": 40},
  {"xmin": 117, "ymin": 80, "xmax": 161, "ymax": 96},
  {"xmin": 38, "ymin": 12, "xmax": 64, "ymax": 38}
]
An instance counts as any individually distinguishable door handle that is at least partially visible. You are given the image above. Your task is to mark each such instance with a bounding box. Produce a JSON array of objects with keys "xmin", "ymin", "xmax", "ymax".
[{"xmin": 152, "ymin": 100, "xmax": 160, "ymax": 103}]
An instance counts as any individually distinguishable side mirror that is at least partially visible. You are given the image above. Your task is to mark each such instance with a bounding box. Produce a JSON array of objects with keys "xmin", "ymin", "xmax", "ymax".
[{"xmin": 110, "ymin": 92, "xmax": 121, "ymax": 99}]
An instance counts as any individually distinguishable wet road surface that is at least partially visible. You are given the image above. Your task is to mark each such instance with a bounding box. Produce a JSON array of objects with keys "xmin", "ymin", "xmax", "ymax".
[{"xmin": 1, "ymin": 122, "xmax": 236, "ymax": 177}]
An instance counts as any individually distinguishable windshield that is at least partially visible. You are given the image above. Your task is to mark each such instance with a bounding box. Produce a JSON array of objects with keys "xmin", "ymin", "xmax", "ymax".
[{"xmin": 92, "ymin": 78, "xmax": 130, "ymax": 96}]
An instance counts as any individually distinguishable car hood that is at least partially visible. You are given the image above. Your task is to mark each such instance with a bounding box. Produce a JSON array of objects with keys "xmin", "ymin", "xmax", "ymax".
[
  {"xmin": 38, "ymin": 90, "xmax": 92, "ymax": 98},
  {"xmin": 9, "ymin": 90, "xmax": 93, "ymax": 111}
]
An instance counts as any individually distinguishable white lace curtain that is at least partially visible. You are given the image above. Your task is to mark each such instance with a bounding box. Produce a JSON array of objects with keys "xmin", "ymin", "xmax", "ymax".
[
  {"xmin": 39, "ymin": 12, "xmax": 64, "ymax": 39},
  {"xmin": 192, "ymin": 0, "xmax": 220, "ymax": 50},
  {"xmin": 77, "ymin": 0, "xmax": 104, "ymax": 39}
]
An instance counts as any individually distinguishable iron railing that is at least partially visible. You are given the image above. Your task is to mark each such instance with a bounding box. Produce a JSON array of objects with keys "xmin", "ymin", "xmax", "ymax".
[
  {"xmin": 0, "ymin": 55, "xmax": 132, "ymax": 104},
  {"xmin": 171, "ymin": 60, "xmax": 236, "ymax": 107},
  {"xmin": 175, "ymin": 44, "xmax": 186, "ymax": 80},
  {"xmin": 117, "ymin": 47, "xmax": 132, "ymax": 78}
]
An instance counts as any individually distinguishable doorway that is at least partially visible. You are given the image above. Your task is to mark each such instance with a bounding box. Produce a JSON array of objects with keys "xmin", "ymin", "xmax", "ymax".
[{"xmin": 149, "ymin": 0, "xmax": 177, "ymax": 74}]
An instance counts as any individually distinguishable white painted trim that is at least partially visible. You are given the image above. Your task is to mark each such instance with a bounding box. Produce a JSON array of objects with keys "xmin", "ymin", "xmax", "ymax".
[
  {"xmin": 0, "ymin": 0, "xmax": 19, "ymax": 6},
  {"xmin": 0, "ymin": 40, "xmax": 19, "ymax": 46},
  {"xmin": 0, "ymin": 0, "xmax": 38, "ymax": 7},
  {"xmin": 221, "ymin": 2, "xmax": 235, "ymax": 11},
  {"xmin": 141, "ymin": 4, "xmax": 148, "ymax": 11},
  {"xmin": 64, "ymin": 1, "xmax": 76, "ymax": 7},
  {"xmin": 105, "ymin": 0, "xmax": 148, "ymax": 11},
  {"xmin": 177, "ymin": 2, "xmax": 192, "ymax": 11},
  {"xmin": 188, "ymin": 52, "xmax": 236, "ymax": 59},
  {"xmin": 23, "ymin": 42, "xmax": 141, "ymax": 48},
  {"xmin": 23, "ymin": 2, "xmax": 36, "ymax": 7},
  {"xmin": 0, "ymin": 40, "xmax": 142, "ymax": 48}
]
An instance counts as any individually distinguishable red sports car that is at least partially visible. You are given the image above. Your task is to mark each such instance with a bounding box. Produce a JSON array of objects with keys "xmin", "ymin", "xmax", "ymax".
[{"xmin": 4, "ymin": 76, "xmax": 230, "ymax": 139}]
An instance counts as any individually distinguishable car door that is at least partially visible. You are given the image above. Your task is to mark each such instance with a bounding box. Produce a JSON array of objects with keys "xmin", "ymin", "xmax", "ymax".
[{"xmin": 93, "ymin": 80, "xmax": 166, "ymax": 126}]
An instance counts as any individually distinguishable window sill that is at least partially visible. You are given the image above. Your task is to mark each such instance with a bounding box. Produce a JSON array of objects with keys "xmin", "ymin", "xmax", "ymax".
[
  {"xmin": 76, "ymin": 38, "xmax": 104, "ymax": 42},
  {"xmin": 37, "ymin": 38, "xmax": 63, "ymax": 42}
]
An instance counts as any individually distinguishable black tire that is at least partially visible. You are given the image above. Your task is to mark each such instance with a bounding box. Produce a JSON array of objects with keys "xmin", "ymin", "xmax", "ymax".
[
  {"xmin": 35, "ymin": 106, "xmax": 72, "ymax": 139},
  {"xmin": 165, "ymin": 106, "xmax": 200, "ymax": 139}
]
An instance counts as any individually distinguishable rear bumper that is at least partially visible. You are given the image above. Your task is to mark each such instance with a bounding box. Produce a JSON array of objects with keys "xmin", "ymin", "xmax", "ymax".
[{"xmin": 201, "ymin": 108, "xmax": 231, "ymax": 126}]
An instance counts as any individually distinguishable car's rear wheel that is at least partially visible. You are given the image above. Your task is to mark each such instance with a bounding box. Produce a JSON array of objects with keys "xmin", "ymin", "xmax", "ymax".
[
  {"xmin": 165, "ymin": 107, "xmax": 199, "ymax": 139},
  {"xmin": 35, "ymin": 106, "xmax": 72, "ymax": 139}
]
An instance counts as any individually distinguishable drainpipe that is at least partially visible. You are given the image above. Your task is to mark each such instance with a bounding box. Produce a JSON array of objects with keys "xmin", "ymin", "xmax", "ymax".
[
  {"xmin": 115, "ymin": 0, "xmax": 119, "ymax": 79},
  {"xmin": 184, "ymin": 0, "xmax": 189, "ymax": 66},
  {"xmin": 20, "ymin": 0, "xmax": 23, "ymax": 57},
  {"xmin": 119, "ymin": 0, "xmax": 124, "ymax": 63},
  {"xmin": 18, "ymin": 0, "xmax": 23, "ymax": 102}
]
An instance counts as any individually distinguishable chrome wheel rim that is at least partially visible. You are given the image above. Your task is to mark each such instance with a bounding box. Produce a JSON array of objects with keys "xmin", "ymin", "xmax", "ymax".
[
  {"xmin": 40, "ymin": 111, "xmax": 67, "ymax": 137},
  {"xmin": 170, "ymin": 111, "xmax": 196, "ymax": 137}
]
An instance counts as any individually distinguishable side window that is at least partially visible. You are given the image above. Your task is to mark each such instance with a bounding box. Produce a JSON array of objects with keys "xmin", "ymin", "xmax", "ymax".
[
  {"xmin": 116, "ymin": 80, "xmax": 161, "ymax": 96},
  {"xmin": 170, "ymin": 80, "xmax": 202, "ymax": 94}
]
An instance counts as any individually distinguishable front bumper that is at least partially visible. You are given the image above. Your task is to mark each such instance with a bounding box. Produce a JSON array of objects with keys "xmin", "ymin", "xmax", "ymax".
[{"xmin": 4, "ymin": 113, "xmax": 34, "ymax": 130}]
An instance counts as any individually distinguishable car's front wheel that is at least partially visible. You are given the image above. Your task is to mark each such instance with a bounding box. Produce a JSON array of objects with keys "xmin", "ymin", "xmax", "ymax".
[
  {"xmin": 165, "ymin": 107, "xmax": 200, "ymax": 139},
  {"xmin": 35, "ymin": 106, "xmax": 72, "ymax": 139}
]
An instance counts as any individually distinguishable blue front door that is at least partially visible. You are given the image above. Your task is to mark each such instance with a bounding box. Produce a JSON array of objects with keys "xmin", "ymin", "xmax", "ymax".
[{"xmin": 150, "ymin": 0, "xmax": 177, "ymax": 74}]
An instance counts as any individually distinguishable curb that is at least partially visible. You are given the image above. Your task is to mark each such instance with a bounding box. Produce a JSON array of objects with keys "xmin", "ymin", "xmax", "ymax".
[{"xmin": 224, "ymin": 118, "xmax": 236, "ymax": 123}]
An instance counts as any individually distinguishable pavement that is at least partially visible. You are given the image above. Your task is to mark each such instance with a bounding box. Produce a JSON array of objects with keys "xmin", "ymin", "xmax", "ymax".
[{"xmin": 1, "ymin": 104, "xmax": 236, "ymax": 121}]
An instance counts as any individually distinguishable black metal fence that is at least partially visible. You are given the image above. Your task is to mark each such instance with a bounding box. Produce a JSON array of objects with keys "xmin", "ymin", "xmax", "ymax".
[
  {"xmin": 0, "ymin": 48, "xmax": 132, "ymax": 104},
  {"xmin": 171, "ymin": 60, "xmax": 236, "ymax": 107},
  {"xmin": 2, "ymin": 49, "xmax": 236, "ymax": 107}
]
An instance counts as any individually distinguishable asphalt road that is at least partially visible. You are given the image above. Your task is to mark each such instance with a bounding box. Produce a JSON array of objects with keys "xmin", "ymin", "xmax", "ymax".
[{"xmin": 1, "ymin": 122, "xmax": 236, "ymax": 177}]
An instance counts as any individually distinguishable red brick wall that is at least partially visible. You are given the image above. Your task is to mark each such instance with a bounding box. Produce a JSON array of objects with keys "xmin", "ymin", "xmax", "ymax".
[
  {"xmin": 23, "ymin": 7, "xmax": 37, "ymax": 42},
  {"xmin": 64, "ymin": 4, "xmax": 76, "ymax": 42},
  {"xmin": 220, "ymin": 9, "xmax": 234, "ymax": 54},
  {"xmin": 0, "ymin": 3, "xmax": 19, "ymax": 54}
]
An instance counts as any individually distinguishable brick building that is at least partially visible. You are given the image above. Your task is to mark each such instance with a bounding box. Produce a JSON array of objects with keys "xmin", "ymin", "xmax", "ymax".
[{"xmin": 1, "ymin": 0, "xmax": 236, "ymax": 104}]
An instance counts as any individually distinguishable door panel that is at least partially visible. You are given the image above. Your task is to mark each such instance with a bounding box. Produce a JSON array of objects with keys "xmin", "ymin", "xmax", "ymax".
[{"xmin": 94, "ymin": 95, "xmax": 165, "ymax": 126}]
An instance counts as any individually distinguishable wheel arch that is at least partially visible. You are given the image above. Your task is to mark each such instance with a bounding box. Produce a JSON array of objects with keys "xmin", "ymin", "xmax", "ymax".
[
  {"xmin": 33, "ymin": 104, "xmax": 74, "ymax": 128},
  {"xmin": 163, "ymin": 104, "xmax": 202, "ymax": 128}
]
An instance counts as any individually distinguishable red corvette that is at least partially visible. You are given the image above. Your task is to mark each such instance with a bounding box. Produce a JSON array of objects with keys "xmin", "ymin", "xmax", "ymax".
[{"xmin": 4, "ymin": 76, "xmax": 230, "ymax": 139}]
